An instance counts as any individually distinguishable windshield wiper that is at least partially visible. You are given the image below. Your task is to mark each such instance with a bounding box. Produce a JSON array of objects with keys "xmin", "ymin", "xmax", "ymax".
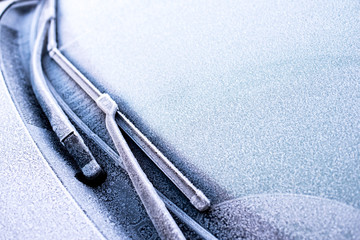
[
  {"xmin": 46, "ymin": 0, "xmax": 210, "ymax": 211},
  {"xmin": 32, "ymin": 9, "xmax": 184, "ymax": 240},
  {"xmin": 0, "ymin": 0, "xmax": 217, "ymax": 238},
  {"xmin": 31, "ymin": 0, "xmax": 213, "ymax": 239},
  {"xmin": 41, "ymin": 2, "xmax": 184, "ymax": 238},
  {"xmin": 47, "ymin": 4, "xmax": 210, "ymax": 213},
  {"xmin": 29, "ymin": 0, "xmax": 105, "ymax": 184}
]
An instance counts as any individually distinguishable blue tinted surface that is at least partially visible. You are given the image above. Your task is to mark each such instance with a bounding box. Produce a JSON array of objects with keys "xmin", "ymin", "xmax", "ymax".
[{"xmin": 57, "ymin": 0, "xmax": 360, "ymax": 208}]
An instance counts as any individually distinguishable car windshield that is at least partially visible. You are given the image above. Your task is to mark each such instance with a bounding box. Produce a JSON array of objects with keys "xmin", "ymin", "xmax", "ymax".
[{"xmin": 56, "ymin": 0, "xmax": 360, "ymax": 207}]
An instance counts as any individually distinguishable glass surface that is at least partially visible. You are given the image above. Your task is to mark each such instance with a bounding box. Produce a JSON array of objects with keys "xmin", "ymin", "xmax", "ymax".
[{"xmin": 55, "ymin": 0, "xmax": 360, "ymax": 208}]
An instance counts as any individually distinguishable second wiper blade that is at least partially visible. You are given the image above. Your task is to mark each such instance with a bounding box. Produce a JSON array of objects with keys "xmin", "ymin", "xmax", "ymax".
[{"xmin": 47, "ymin": 2, "xmax": 210, "ymax": 212}]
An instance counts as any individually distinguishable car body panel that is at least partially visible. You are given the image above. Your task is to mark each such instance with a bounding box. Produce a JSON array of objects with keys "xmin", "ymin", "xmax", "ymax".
[{"xmin": 0, "ymin": 4, "xmax": 104, "ymax": 239}]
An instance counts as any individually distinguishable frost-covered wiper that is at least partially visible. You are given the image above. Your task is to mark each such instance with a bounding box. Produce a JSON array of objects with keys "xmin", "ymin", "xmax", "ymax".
[
  {"xmin": 32, "ymin": 7, "xmax": 184, "ymax": 240},
  {"xmin": 47, "ymin": 4, "xmax": 210, "ymax": 213},
  {"xmin": 0, "ymin": 0, "xmax": 216, "ymax": 238},
  {"xmin": 29, "ymin": 1, "xmax": 104, "ymax": 184},
  {"xmin": 46, "ymin": 1, "xmax": 210, "ymax": 212},
  {"xmin": 32, "ymin": 0, "xmax": 214, "ymax": 239}
]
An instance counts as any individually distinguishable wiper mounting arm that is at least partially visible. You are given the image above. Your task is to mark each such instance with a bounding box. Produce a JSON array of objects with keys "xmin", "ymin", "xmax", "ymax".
[{"xmin": 30, "ymin": 2, "xmax": 104, "ymax": 183}]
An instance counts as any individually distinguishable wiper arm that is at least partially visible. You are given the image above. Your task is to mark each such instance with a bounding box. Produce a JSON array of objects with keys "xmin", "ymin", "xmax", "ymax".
[{"xmin": 29, "ymin": 1, "xmax": 104, "ymax": 183}]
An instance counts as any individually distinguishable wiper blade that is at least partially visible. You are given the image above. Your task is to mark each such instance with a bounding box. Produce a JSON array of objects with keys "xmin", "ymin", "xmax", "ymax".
[{"xmin": 47, "ymin": 1, "xmax": 210, "ymax": 213}]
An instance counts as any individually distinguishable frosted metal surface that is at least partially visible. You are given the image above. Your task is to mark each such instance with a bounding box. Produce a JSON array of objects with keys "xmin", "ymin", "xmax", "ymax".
[{"xmin": 0, "ymin": 61, "xmax": 104, "ymax": 240}]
